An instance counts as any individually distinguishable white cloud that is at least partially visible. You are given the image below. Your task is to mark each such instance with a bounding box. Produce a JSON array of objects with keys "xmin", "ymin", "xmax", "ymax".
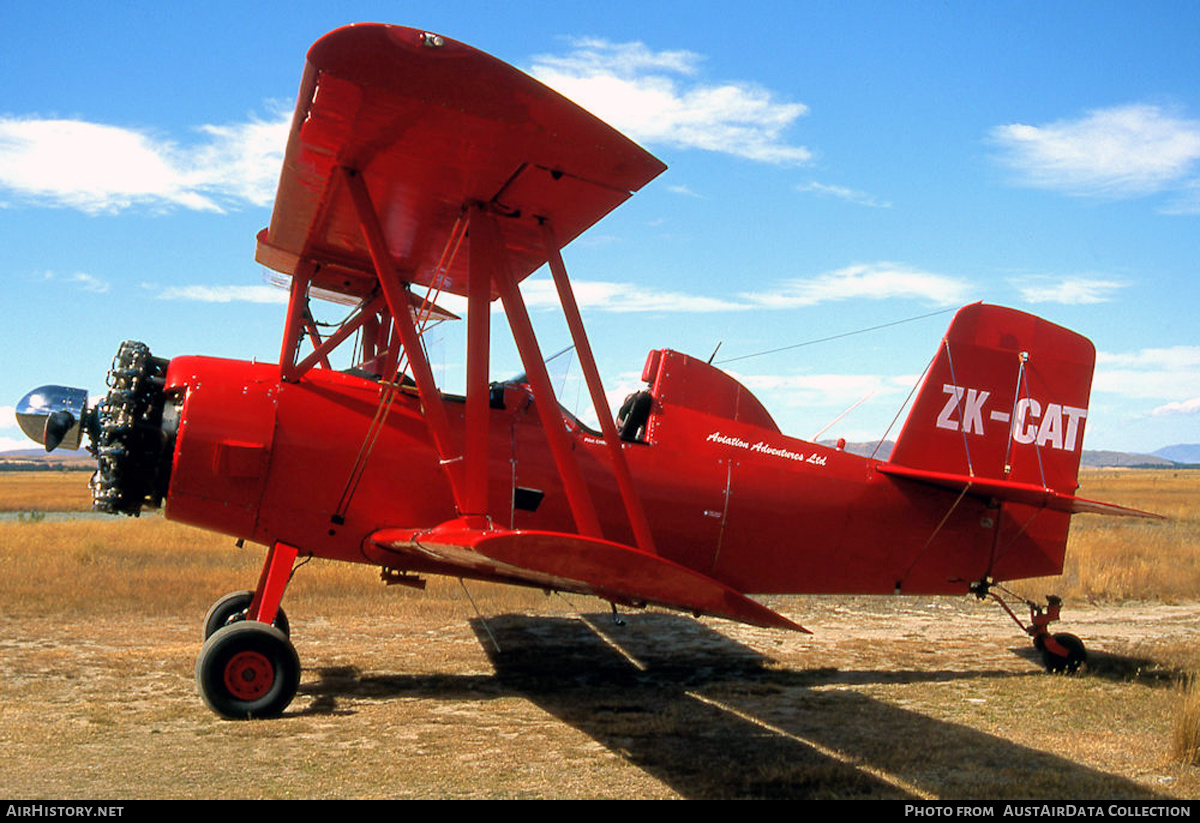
[
  {"xmin": 717, "ymin": 371, "xmax": 921, "ymax": 443},
  {"xmin": 68, "ymin": 273, "xmax": 110, "ymax": 294},
  {"xmin": 0, "ymin": 406, "xmax": 26, "ymax": 452},
  {"xmin": 157, "ymin": 285, "xmax": 289, "ymax": 304},
  {"xmin": 530, "ymin": 39, "xmax": 811, "ymax": 165},
  {"xmin": 498, "ymin": 259, "xmax": 976, "ymax": 317},
  {"xmin": 189, "ymin": 114, "xmax": 291, "ymax": 208},
  {"xmin": 33, "ymin": 271, "xmax": 110, "ymax": 294},
  {"xmin": 0, "ymin": 435, "xmax": 32, "ymax": 453},
  {"xmin": 1152, "ymin": 397, "xmax": 1200, "ymax": 417},
  {"xmin": 796, "ymin": 181, "xmax": 892, "ymax": 209},
  {"xmin": 991, "ymin": 103, "xmax": 1200, "ymax": 202},
  {"xmin": 1015, "ymin": 276, "xmax": 1127, "ymax": 304},
  {"xmin": 1161, "ymin": 179, "xmax": 1200, "ymax": 215},
  {"xmin": 735, "ymin": 372, "xmax": 914, "ymax": 407},
  {"xmin": 0, "ymin": 110, "xmax": 290, "ymax": 214},
  {"xmin": 740, "ymin": 263, "xmax": 972, "ymax": 309},
  {"xmin": 1094, "ymin": 346, "xmax": 1200, "ymax": 400},
  {"xmin": 1099, "ymin": 346, "xmax": 1200, "ymax": 371},
  {"xmin": 512, "ymin": 262, "xmax": 968, "ymax": 315},
  {"xmin": 518, "ymin": 276, "xmax": 733, "ymax": 313},
  {"xmin": 0, "ymin": 118, "xmax": 209, "ymax": 213}
]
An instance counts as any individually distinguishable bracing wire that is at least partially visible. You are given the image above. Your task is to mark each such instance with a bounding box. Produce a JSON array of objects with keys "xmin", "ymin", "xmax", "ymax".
[
  {"xmin": 333, "ymin": 215, "xmax": 466, "ymax": 521},
  {"xmin": 870, "ymin": 349, "xmax": 935, "ymax": 460},
  {"xmin": 459, "ymin": 579, "xmax": 500, "ymax": 652},
  {"xmin": 714, "ymin": 306, "xmax": 956, "ymax": 366}
]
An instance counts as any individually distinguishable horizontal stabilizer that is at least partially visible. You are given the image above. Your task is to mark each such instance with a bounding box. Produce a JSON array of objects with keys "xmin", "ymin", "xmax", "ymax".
[
  {"xmin": 371, "ymin": 521, "xmax": 807, "ymax": 632},
  {"xmin": 877, "ymin": 463, "xmax": 1162, "ymax": 519}
]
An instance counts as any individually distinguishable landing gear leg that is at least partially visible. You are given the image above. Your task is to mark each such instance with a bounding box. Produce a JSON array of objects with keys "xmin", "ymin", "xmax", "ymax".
[
  {"xmin": 196, "ymin": 542, "xmax": 303, "ymax": 719},
  {"xmin": 245, "ymin": 541, "xmax": 299, "ymax": 626},
  {"xmin": 202, "ymin": 590, "xmax": 290, "ymax": 640},
  {"xmin": 971, "ymin": 581, "xmax": 1087, "ymax": 674}
]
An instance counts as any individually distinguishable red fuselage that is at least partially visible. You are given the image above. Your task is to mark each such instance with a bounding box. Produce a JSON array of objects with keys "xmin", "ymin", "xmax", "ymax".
[{"xmin": 162, "ymin": 351, "xmax": 1067, "ymax": 598}]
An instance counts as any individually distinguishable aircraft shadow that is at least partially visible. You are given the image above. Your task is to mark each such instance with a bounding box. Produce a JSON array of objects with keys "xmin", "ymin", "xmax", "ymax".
[
  {"xmin": 301, "ymin": 613, "xmax": 1166, "ymax": 800},
  {"xmin": 1008, "ymin": 642, "xmax": 1188, "ymax": 688}
]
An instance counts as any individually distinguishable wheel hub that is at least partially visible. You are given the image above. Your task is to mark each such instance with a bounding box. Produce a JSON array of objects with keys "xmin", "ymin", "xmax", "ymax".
[{"xmin": 223, "ymin": 651, "xmax": 275, "ymax": 700}]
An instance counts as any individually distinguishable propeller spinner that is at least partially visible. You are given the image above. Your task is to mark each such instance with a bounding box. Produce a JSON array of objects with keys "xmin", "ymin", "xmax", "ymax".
[{"xmin": 15, "ymin": 385, "xmax": 93, "ymax": 452}]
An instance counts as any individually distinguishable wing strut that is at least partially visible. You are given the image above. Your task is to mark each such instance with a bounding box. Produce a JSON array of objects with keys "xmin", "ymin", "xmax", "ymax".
[
  {"xmin": 341, "ymin": 165, "xmax": 470, "ymax": 516},
  {"xmin": 278, "ymin": 262, "xmax": 314, "ymax": 382},
  {"xmin": 484, "ymin": 208, "xmax": 605, "ymax": 539},
  {"xmin": 542, "ymin": 222, "xmax": 656, "ymax": 553},
  {"xmin": 463, "ymin": 203, "xmax": 495, "ymax": 520},
  {"xmin": 294, "ymin": 293, "xmax": 388, "ymax": 376},
  {"xmin": 336, "ymin": 162, "xmax": 656, "ymax": 549}
]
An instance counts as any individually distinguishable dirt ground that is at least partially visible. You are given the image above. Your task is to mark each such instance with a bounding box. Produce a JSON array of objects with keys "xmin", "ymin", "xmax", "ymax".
[{"xmin": 3, "ymin": 593, "xmax": 1199, "ymax": 800}]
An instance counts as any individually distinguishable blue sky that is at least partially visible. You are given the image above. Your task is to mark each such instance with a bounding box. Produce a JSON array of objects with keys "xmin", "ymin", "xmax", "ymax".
[{"xmin": 2, "ymin": 1, "xmax": 1198, "ymax": 455}]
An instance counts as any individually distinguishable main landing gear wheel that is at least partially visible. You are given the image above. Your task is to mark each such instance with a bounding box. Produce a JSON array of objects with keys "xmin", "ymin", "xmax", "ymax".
[
  {"xmin": 202, "ymin": 590, "xmax": 290, "ymax": 641},
  {"xmin": 196, "ymin": 622, "xmax": 300, "ymax": 719},
  {"xmin": 1039, "ymin": 632, "xmax": 1087, "ymax": 674}
]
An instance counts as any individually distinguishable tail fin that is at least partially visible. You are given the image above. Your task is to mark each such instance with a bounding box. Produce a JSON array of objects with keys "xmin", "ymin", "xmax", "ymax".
[{"xmin": 888, "ymin": 303, "xmax": 1094, "ymax": 496}]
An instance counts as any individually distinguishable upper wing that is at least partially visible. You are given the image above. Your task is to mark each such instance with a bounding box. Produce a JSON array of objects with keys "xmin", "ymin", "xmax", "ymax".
[
  {"xmin": 256, "ymin": 24, "xmax": 667, "ymax": 302},
  {"xmin": 371, "ymin": 522, "xmax": 807, "ymax": 632}
]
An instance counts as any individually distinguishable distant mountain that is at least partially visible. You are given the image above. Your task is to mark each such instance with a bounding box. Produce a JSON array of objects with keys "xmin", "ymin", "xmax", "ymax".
[
  {"xmin": 0, "ymin": 448, "xmax": 94, "ymax": 470},
  {"xmin": 1153, "ymin": 444, "xmax": 1200, "ymax": 464},
  {"xmin": 1079, "ymin": 450, "xmax": 1177, "ymax": 468}
]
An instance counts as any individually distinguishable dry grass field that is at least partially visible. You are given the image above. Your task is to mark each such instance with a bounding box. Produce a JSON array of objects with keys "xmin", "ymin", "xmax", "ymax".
[
  {"xmin": 1, "ymin": 469, "xmax": 1199, "ymax": 799},
  {"xmin": 0, "ymin": 471, "xmax": 93, "ymax": 513},
  {"xmin": 1019, "ymin": 470, "xmax": 1200, "ymax": 604}
]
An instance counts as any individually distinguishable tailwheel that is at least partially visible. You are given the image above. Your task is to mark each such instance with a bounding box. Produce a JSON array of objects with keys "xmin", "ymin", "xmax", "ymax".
[
  {"xmin": 202, "ymin": 590, "xmax": 290, "ymax": 641},
  {"xmin": 971, "ymin": 581, "xmax": 1088, "ymax": 676},
  {"xmin": 1039, "ymin": 632, "xmax": 1087, "ymax": 674},
  {"xmin": 196, "ymin": 621, "xmax": 300, "ymax": 719}
]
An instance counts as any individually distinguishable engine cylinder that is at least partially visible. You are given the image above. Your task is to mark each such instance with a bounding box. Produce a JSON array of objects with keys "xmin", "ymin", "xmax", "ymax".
[{"xmin": 90, "ymin": 341, "xmax": 176, "ymax": 516}]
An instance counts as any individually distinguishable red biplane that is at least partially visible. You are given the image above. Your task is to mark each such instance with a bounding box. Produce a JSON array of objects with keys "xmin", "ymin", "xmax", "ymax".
[{"xmin": 17, "ymin": 24, "xmax": 1157, "ymax": 719}]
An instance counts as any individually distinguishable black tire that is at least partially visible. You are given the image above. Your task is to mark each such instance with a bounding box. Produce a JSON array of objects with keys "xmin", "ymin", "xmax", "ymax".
[
  {"xmin": 196, "ymin": 622, "xmax": 300, "ymax": 719},
  {"xmin": 1041, "ymin": 632, "xmax": 1086, "ymax": 674},
  {"xmin": 202, "ymin": 590, "xmax": 289, "ymax": 641}
]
